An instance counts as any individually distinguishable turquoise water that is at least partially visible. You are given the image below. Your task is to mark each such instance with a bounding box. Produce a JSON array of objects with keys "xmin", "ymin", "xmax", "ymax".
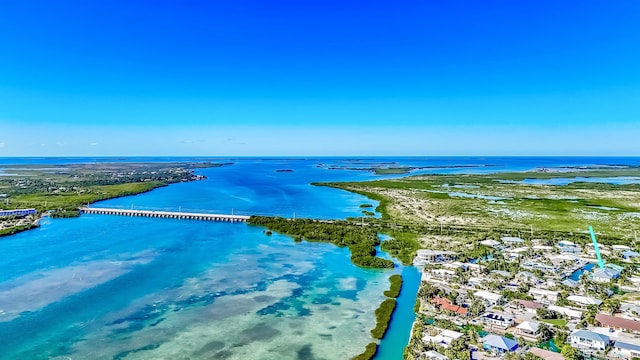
[{"xmin": 3, "ymin": 157, "xmax": 640, "ymax": 359}]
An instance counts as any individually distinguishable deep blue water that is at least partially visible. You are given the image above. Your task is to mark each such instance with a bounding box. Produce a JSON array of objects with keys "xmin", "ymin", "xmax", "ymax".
[{"xmin": 1, "ymin": 157, "xmax": 640, "ymax": 359}]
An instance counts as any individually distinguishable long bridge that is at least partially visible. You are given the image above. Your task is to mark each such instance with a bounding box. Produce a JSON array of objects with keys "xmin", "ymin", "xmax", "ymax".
[{"xmin": 79, "ymin": 207, "xmax": 250, "ymax": 222}]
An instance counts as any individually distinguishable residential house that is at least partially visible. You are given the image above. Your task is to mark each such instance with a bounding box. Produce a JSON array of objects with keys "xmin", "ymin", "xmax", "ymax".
[
  {"xmin": 567, "ymin": 295, "xmax": 603, "ymax": 309},
  {"xmin": 612, "ymin": 341, "xmax": 640, "ymax": 359},
  {"xmin": 474, "ymin": 291, "xmax": 503, "ymax": 306},
  {"xmin": 570, "ymin": 329, "xmax": 611, "ymax": 351},
  {"xmin": 483, "ymin": 334, "xmax": 518, "ymax": 353},
  {"xmin": 515, "ymin": 321, "xmax": 540, "ymax": 341},
  {"xmin": 529, "ymin": 348, "xmax": 565, "ymax": 360},
  {"xmin": 592, "ymin": 267, "xmax": 621, "ymax": 283},
  {"xmin": 480, "ymin": 239, "xmax": 501, "ymax": 248},
  {"xmin": 501, "ymin": 236, "xmax": 525, "ymax": 245},
  {"xmin": 548, "ymin": 305, "xmax": 582, "ymax": 319},
  {"xmin": 512, "ymin": 299, "xmax": 543, "ymax": 314},
  {"xmin": 432, "ymin": 297, "xmax": 468, "ymax": 316},
  {"xmin": 422, "ymin": 350, "xmax": 449, "ymax": 360},
  {"xmin": 529, "ymin": 288, "xmax": 560, "ymax": 304},
  {"xmin": 422, "ymin": 329, "xmax": 464, "ymax": 348},
  {"xmin": 414, "ymin": 250, "xmax": 458, "ymax": 266},
  {"xmin": 482, "ymin": 313, "xmax": 514, "ymax": 330},
  {"xmin": 595, "ymin": 313, "xmax": 640, "ymax": 334}
]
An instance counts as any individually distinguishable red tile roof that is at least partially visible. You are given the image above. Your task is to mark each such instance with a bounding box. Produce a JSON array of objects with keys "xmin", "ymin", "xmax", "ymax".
[
  {"xmin": 432, "ymin": 296, "xmax": 468, "ymax": 315},
  {"xmin": 596, "ymin": 314, "xmax": 640, "ymax": 333}
]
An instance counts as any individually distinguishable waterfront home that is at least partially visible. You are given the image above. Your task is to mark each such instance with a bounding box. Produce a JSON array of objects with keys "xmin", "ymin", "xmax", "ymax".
[
  {"xmin": 414, "ymin": 249, "xmax": 458, "ymax": 265},
  {"xmin": 483, "ymin": 334, "xmax": 518, "ymax": 353},
  {"xmin": 481, "ymin": 313, "xmax": 514, "ymax": 330},
  {"xmin": 612, "ymin": 341, "xmax": 640, "ymax": 359},
  {"xmin": 595, "ymin": 313, "xmax": 640, "ymax": 334},
  {"xmin": 422, "ymin": 329, "xmax": 464, "ymax": 347},
  {"xmin": 567, "ymin": 295, "xmax": 603, "ymax": 308},
  {"xmin": 431, "ymin": 297, "xmax": 468, "ymax": 316},
  {"xmin": 474, "ymin": 291, "xmax": 503, "ymax": 306},
  {"xmin": 529, "ymin": 288, "xmax": 560, "ymax": 304},
  {"xmin": 515, "ymin": 321, "xmax": 541, "ymax": 341},
  {"xmin": 521, "ymin": 261, "xmax": 557, "ymax": 273},
  {"xmin": 512, "ymin": 299, "xmax": 543, "ymax": 314},
  {"xmin": 548, "ymin": 305, "xmax": 582, "ymax": 319},
  {"xmin": 515, "ymin": 271, "xmax": 543, "ymax": 285},
  {"xmin": 592, "ymin": 267, "xmax": 621, "ymax": 283},
  {"xmin": 570, "ymin": 329, "xmax": 611, "ymax": 351},
  {"xmin": 529, "ymin": 347, "xmax": 565, "ymax": 360}
]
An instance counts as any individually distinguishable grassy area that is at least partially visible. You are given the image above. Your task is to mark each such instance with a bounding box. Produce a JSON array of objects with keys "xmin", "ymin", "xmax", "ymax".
[
  {"xmin": 352, "ymin": 342, "xmax": 378, "ymax": 360},
  {"xmin": 317, "ymin": 168, "xmax": 640, "ymax": 242},
  {"xmin": 384, "ymin": 274, "xmax": 403, "ymax": 298},
  {"xmin": 371, "ymin": 298, "xmax": 397, "ymax": 339},
  {"xmin": 541, "ymin": 318, "xmax": 568, "ymax": 327}
]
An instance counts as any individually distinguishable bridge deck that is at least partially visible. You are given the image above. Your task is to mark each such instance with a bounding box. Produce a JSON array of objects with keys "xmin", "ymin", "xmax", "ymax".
[{"xmin": 79, "ymin": 207, "xmax": 250, "ymax": 222}]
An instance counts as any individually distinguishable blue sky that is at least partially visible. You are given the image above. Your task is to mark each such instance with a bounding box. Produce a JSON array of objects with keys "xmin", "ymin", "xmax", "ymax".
[{"xmin": 1, "ymin": 1, "xmax": 639, "ymax": 156}]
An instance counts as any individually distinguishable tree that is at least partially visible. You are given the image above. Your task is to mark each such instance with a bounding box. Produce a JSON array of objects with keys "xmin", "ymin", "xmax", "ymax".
[
  {"xmin": 538, "ymin": 322, "xmax": 554, "ymax": 341},
  {"xmin": 561, "ymin": 344, "xmax": 583, "ymax": 360},
  {"xmin": 554, "ymin": 330, "xmax": 568, "ymax": 348},
  {"xmin": 602, "ymin": 298, "xmax": 621, "ymax": 315},
  {"xmin": 469, "ymin": 300, "xmax": 486, "ymax": 317}
]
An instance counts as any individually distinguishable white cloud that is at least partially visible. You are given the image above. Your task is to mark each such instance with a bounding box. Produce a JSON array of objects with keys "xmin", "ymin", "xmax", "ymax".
[
  {"xmin": 89, "ymin": 142, "xmax": 98, "ymax": 146},
  {"xmin": 0, "ymin": 142, "xmax": 4, "ymax": 148}
]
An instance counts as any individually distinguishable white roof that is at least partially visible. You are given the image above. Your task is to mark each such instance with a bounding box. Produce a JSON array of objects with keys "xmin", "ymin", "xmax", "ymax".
[
  {"xmin": 423, "ymin": 350, "xmax": 448, "ymax": 360},
  {"xmin": 440, "ymin": 329, "xmax": 464, "ymax": 340},
  {"xmin": 533, "ymin": 245, "xmax": 553, "ymax": 250},
  {"xmin": 549, "ymin": 305, "xmax": 582, "ymax": 318},
  {"xmin": 567, "ymin": 295, "xmax": 603, "ymax": 306},
  {"xmin": 558, "ymin": 240, "xmax": 576, "ymax": 246},
  {"xmin": 612, "ymin": 245, "xmax": 632, "ymax": 251},
  {"xmin": 416, "ymin": 249, "xmax": 457, "ymax": 256},
  {"xmin": 480, "ymin": 239, "xmax": 500, "ymax": 246},
  {"xmin": 502, "ymin": 236, "xmax": 525, "ymax": 243},
  {"xmin": 509, "ymin": 247, "xmax": 529, "ymax": 253},
  {"xmin": 474, "ymin": 290, "xmax": 502, "ymax": 302},
  {"xmin": 529, "ymin": 288, "xmax": 559, "ymax": 296},
  {"xmin": 516, "ymin": 321, "xmax": 540, "ymax": 333}
]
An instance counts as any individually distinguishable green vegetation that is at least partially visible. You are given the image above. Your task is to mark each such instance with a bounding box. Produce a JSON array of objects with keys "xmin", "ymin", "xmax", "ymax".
[
  {"xmin": 317, "ymin": 168, "xmax": 640, "ymax": 241},
  {"xmin": 0, "ymin": 223, "xmax": 38, "ymax": 237},
  {"xmin": 361, "ymin": 210, "xmax": 375, "ymax": 217},
  {"xmin": 359, "ymin": 203, "xmax": 374, "ymax": 208},
  {"xmin": 384, "ymin": 274, "xmax": 403, "ymax": 298},
  {"xmin": 351, "ymin": 342, "xmax": 377, "ymax": 360},
  {"xmin": 540, "ymin": 318, "xmax": 568, "ymax": 327},
  {"xmin": 247, "ymin": 216, "xmax": 394, "ymax": 269},
  {"xmin": 379, "ymin": 231, "xmax": 421, "ymax": 265},
  {"xmin": 370, "ymin": 298, "xmax": 397, "ymax": 339}
]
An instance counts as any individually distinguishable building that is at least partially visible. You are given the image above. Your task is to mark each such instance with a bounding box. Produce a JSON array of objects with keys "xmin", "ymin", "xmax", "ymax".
[
  {"xmin": 561, "ymin": 279, "xmax": 580, "ymax": 288},
  {"xmin": 515, "ymin": 321, "xmax": 540, "ymax": 340},
  {"xmin": 432, "ymin": 297, "xmax": 468, "ymax": 316},
  {"xmin": 422, "ymin": 329, "xmax": 464, "ymax": 347},
  {"xmin": 612, "ymin": 341, "xmax": 640, "ymax": 359},
  {"xmin": 422, "ymin": 350, "xmax": 449, "ymax": 360},
  {"xmin": 414, "ymin": 249, "xmax": 458, "ymax": 265},
  {"xmin": 595, "ymin": 313, "xmax": 640, "ymax": 334},
  {"xmin": 622, "ymin": 250, "xmax": 640, "ymax": 260},
  {"xmin": 521, "ymin": 261, "xmax": 557, "ymax": 273},
  {"xmin": 567, "ymin": 295, "xmax": 603, "ymax": 308},
  {"xmin": 501, "ymin": 236, "xmax": 525, "ymax": 245},
  {"xmin": 548, "ymin": 305, "xmax": 582, "ymax": 319},
  {"xmin": 529, "ymin": 288, "xmax": 560, "ymax": 304},
  {"xmin": 570, "ymin": 329, "xmax": 611, "ymax": 351},
  {"xmin": 592, "ymin": 267, "xmax": 621, "ymax": 283},
  {"xmin": 482, "ymin": 313, "xmax": 514, "ymax": 329},
  {"xmin": 483, "ymin": 334, "xmax": 518, "ymax": 353},
  {"xmin": 529, "ymin": 348, "xmax": 565, "ymax": 360},
  {"xmin": 512, "ymin": 299, "xmax": 543, "ymax": 314},
  {"xmin": 474, "ymin": 291, "xmax": 503, "ymax": 306},
  {"xmin": 480, "ymin": 239, "xmax": 500, "ymax": 247},
  {"xmin": 0, "ymin": 208, "xmax": 36, "ymax": 217}
]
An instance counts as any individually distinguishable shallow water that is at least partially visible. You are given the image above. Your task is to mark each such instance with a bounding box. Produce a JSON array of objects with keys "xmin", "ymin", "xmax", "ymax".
[{"xmin": 2, "ymin": 157, "xmax": 640, "ymax": 359}]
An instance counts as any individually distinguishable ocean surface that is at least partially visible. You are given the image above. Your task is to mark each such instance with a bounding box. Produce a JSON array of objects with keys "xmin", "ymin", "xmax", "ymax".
[{"xmin": 1, "ymin": 157, "xmax": 640, "ymax": 360}]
